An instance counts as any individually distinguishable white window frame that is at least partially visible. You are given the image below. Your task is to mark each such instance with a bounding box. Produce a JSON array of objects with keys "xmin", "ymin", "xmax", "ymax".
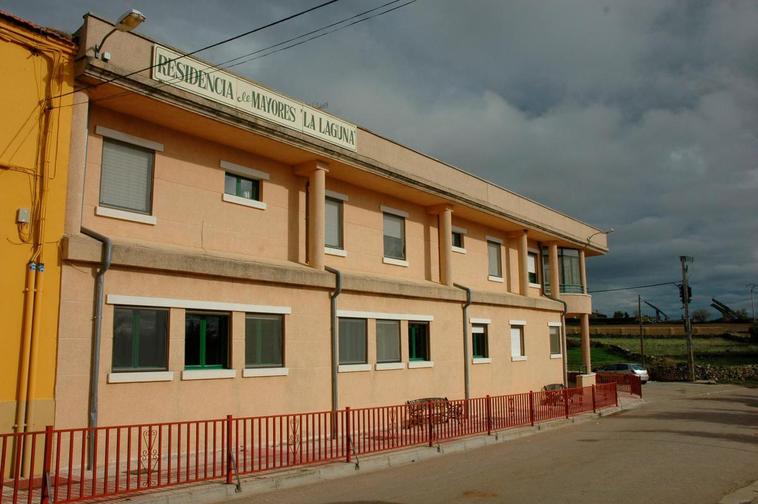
[
  {"xmin": 381, "ymin": 206, "xmax": 408, "ymax": 264},
  {"xmin": 452, "ymin": 225, "xmax": 467, "ymax": 254},
  {"xmin": 221, "ymin": 160, "xmax": 269, "ymax": 210},
  {"xmin": 325, "ymin": 193, "xmax": 345, "ymax": 254},
  {"xmin": 486, "ymin": 236, "xmax": 503, "ymax": 281},
  {"xmin": 510, "ymin": 320, "xmax": 527, "ymax": 361},
  {"xmin": 528, "ymin": 249, "xmax": 541, "ymax": 288},
  {"xmin": 548, "ymin": 321, "xmax": 563, "ymax": 358}
]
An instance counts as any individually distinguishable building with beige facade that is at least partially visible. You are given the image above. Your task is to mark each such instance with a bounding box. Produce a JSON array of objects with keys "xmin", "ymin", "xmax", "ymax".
[{"xmin": 55, "ymin": 13, "xmax": 609, "ymax": 430}]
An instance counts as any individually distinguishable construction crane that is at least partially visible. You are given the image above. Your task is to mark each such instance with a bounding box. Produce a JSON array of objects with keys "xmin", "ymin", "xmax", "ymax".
[
  {"xmin": 643, "ymin": 300, "xmax": 669, "ymax": 322},
  {"xmin": 710, "ymin": 298, "xmax": 747, "ymax": 321}
]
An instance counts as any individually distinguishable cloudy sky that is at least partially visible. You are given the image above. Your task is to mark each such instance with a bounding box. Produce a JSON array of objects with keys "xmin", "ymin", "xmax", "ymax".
[{"xmin": 7, "ymin": 0, "xmax": 758, "ymax": 319}]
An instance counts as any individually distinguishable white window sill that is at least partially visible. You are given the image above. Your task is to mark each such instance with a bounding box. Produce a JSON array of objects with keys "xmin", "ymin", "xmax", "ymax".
[
  {"xmin": 222, "ymin": 193, "xmax": 267, "ymax": 210},
  {"xmin": 472, "ymin": 358, "xmax": 491, "ymax": 365},
  {"xmin": 408, "ymin": 361, "xmax": 433, "ymax": 369},
  {"xmin": 96, "ymin": 206, "xmax": 156, "ymax": 225},
  {"xmin": 107, "ymin": 371, "xmax": 173, "ymax": 383},
  {"xmin": 375, "ymin": 362, "xmax": 405, "ymax": 371},
  {"xmin": 550, "ymin": 354, "xmax": 563, "ymax": 360},
  {"xmin": 383, "ymin": 257, "xmax": 409, "ymax": 267},
  {"xmin": 181, "ymin": 369, "xmax": 236, "ymax": 381},
  {"xmin": 338, "ymin": 364, "xmax": 371, "ymax": 373},
  {"xmin": 488, "ymin": 275, "xmax": 504, "ymax": 283},
  {"xmin": 452, "ymin": 246, "xmax": 466, "ymax": 254},
  {"xmin": 243, "ymin": 367, "xmax": 289, "ymax": 377},
  {"xmin": 511, "ymin": 356, "xmax": 528, "ymax": 362},
  {"xmin": 529, "ymin": 283, "xmax": 542, "ymax": 289},
  {"xmin": 325, "ymin": 247, "xmax": 347, "ymax": 257}
]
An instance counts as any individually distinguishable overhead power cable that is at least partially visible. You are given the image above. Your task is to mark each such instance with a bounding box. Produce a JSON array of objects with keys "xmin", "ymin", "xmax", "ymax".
[
  {"xmin": 48, "ymin": 0, "xmax": 342, "ymax": 102},
  {"xmin": 589, "ymin": 281, "xmax": 679, "ymax": 294}
]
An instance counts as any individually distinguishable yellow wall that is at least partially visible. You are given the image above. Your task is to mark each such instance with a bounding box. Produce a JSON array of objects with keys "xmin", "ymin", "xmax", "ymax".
[{"xmin": 0, "ymin": 16, "xmax": 75, "ymax": 434}]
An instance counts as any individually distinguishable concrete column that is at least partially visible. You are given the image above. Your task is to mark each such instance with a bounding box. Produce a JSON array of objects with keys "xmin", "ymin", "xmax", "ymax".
[
  {"xmin": 64, "ymin": 91, "xmax": 89, "ymax": 235},
  {"xmin": 438, "ymin": 206, "xmax": 453, "ymax": 286},
  {"xmin": 517, "ymin": 230, "xmax": 529, "ymax": 296},
  {"xmin": 296, "ymin": 161, "xmax": 328, "ymax": 270},
  {"xmin": 580, "ymin": 313, "xmax": 591, "ymax": 373},
  {"xmin": 579, "ymin": 249, "xmax": 588, "ymax": 294},
  {"xmin": 548, "ymin": 242, "xmax": 560, "ymax": 299}
]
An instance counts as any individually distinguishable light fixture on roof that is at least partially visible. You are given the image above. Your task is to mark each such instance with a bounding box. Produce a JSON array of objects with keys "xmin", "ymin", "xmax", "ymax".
[
  {"xmin": 94, "ymin": 9, "xmax": 146, "ymax": 61},
  {"xmin": 586, "ymin": 228, "xmax": 614, "ymax": 247}
]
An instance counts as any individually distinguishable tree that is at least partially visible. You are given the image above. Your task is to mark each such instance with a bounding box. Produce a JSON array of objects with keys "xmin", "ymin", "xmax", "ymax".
[
  {"xmin": 612, "ymin": 311, "xmax": 624, "ymax": 319},
  {"xmin": 691, "ymin": 308, "xmax": 710, "ymax": 323}
]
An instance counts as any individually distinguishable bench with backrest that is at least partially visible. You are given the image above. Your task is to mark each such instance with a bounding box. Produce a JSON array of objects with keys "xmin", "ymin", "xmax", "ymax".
[{"xmin": 405, "ymin": 397, "xmax": 463, "ymax": 427}]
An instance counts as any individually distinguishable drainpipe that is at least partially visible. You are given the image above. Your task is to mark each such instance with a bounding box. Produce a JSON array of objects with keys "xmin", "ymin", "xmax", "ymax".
[
  {"xmin": 540, "ymin": 244, "xmax": 569, "ymax": 387},
  {"xmin": 325, "ymin": 266, "xmax": 342, "ymax": 435},
  {"xmin": 81, "ymin": 227, "xmax": 112, "ymax": 468},
  {"xmin": 453, "ymin": 283, "xmax": 472, "ymax": 401}
]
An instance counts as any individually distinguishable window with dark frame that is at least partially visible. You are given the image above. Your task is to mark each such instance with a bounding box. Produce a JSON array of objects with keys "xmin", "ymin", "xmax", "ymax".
[
  {"xmin": 528, "ymin": 251, "xmax": 538, "ymax": 284},
  {"xmin": 112, "ymin": 306, "xmax": 168, "ymax": 371},
  {"xmin": 472, "ymin": 323, "xmax": 489, "ymax": 359},
  {"xmin": 376, "ymin": 319, "xmax": 401, "ymax": 363},
  {"xmin": 408, "ymin": 321, "xmax": 430, "ymax": 361},
  {"xmin": 99, "ymin": 138, "xmax": 155, "ymax": 215},
  {"xmin": 339, "ymin": 318, "xmax": 367, "ymax": 365},
  {"xmin": 245, "ymin": 314, "xmax": 284, "ymax": 368},
  {"xmin": 325, "ymin": 196, "xmax": 344, "ymax": 250},
  {"xmin": 383, "ymin": 212, "xmax": 406, "ymax": 260},
  {"xmin": 224, "ymin": 172, "xmax": 260, "ymax": 201},
  {"xmin": 185, "ymin": 312, "xmax": 229, "ymax": 369},
  {"xmin": 452, "ymin": 231, "xmax": 464, "ymax": 248},
  {"xmin": 549, "ymin": 325, "xmax": 562, "ymax": 356},
  {"xmin": 487, "ymin": 240, "xmax": 502, "ymax": 277}
]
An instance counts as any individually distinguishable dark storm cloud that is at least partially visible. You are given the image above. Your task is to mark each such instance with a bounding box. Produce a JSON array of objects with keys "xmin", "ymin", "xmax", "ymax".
[{"xmin": 5, "ymin": 0, "xmax": 757, "ymax": 318}]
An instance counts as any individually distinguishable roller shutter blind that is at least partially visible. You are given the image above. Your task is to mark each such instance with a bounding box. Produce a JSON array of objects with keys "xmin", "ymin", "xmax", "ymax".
[{"xmin": 100, "ymin": 138, "xmax": 154, "ymax": 214}]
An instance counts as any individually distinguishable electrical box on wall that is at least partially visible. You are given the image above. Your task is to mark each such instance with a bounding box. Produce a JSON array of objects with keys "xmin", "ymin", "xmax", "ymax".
[{"xmin": 16, "ymin": 208, "xmax": 30, "ymax": 224}]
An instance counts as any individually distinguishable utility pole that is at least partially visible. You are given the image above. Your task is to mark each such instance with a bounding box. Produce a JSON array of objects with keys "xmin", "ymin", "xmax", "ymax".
[
  {"xmin": 680, "ymin": 256, "xmax": 695, "ymax": 382},
  {"xmin": 748, "ymin": 284, "xmax": 756, "ymax": 322},
  {"xmin": 638, "ymin": 294, "xmax": 645, "ymax": 368}
]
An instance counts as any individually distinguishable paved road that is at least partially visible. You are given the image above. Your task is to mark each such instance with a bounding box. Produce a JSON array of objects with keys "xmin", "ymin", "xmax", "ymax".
[{"xmin": 246, "ymin": 383, "xmax": 758, "ymax": 504}]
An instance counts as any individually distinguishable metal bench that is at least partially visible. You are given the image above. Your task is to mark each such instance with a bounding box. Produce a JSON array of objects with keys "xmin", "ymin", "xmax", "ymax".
[{"xmin": 405, "ymin": 397, "xmax": 463, "ymax": 427}]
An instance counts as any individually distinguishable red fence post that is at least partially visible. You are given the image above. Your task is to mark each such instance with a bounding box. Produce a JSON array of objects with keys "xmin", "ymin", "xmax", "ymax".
[
  {"xmin": 614, "ymin": 383, "xmax": 619, "ymax": 407},
  {"xmin": 40, "ymin": 425, "xmax": 53, "ymax": 504},
  {"xmin": 427, "ymin": 400, "xmax": 433, "ymax": 447},
  {"xmin": 485, "ymin": 395, "xmax": 492, "ymax": 435},
  {"xmin": 563, "ymin": 388, "xmax": 570, "ymax": 419},
  {"xmin": 529, "ymin": 391, "xmax": 535, "ymax": 426},
  {"xmin": 592, "ymin": 385, "xmax": 597, "ymax": 413},
  {"xmin": 225, "ymin": 415, "xmax": 233, "ymax": 485},
  {"xmin": 345, "ymin": 407, "xmax": 351, "ymax": 463}
]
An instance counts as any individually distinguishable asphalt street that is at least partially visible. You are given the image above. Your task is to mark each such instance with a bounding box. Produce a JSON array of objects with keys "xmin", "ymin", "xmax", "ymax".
[{"xmin": 244, "ymin": 382, "xmax": 758, "ymax": 504}]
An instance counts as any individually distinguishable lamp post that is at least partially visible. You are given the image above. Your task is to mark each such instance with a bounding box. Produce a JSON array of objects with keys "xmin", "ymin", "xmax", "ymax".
[
  {"xmin": 748, "ymin": 284, "xmax": 756, "ymax": 322},
  {"xmin": 94, "ymin": 9, "xmax": 146, "ymax": 60},
  {"xmin": 586, "ymin": 228, "xmax": 615, "ymax": 247}
]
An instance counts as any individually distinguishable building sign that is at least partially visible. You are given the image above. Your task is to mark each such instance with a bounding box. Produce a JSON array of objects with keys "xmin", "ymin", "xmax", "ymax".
[{"xmin": 151, "ymin": 45, "xmax": 357, "ymax": 151}]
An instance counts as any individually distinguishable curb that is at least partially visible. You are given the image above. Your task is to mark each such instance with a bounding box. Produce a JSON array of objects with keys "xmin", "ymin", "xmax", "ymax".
[
  {"xmin": 719, "ymin": 479, "xmax": 758, "ymax": 504},
  {"xmin": 111, "ymin": 402, "xmax": 639, "ymax": 504}
]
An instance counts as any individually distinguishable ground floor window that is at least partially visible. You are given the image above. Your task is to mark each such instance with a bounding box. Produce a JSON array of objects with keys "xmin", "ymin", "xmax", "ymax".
[
  {"xmin": 376, "ymin": 319, "xmax": 401, "ymax": 363},
  {"xmin": 409, "ymin": 321, "xmax": 430, "ymax": 361},
  {"xmin": 472, "ymin": 323, "xmax": 488, "ymax": 358},
  {"xmin": 511, "ymin": 324, "xmax": 526, "ymax": 358},
  {"xmin": 245, "ymin": 314, "xmax": 284, "ymax": 368},
  {"xmin": 185, "ymin": 312, "xmax": 229, "ymax": 369},
  {"xmin": 113, "ymin": 306, "xmax": 168, "ymax": 371},
  {"xmin": 549, "ymin": 325, "xmax": 562, "ymax": 356},
  {"xmin": 339, "ymin": 318, "xmax": 367, "ymax": 364}
]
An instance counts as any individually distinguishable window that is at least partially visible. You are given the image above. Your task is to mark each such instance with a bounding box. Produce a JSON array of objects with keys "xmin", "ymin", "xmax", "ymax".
[
  {"xmin": 510, "ymin": 324, "xmax": 525, "ymax": 358},
  {"xmin": 528, "ymin": 251, "xmax": 538, "ymax": 285},
  {"xmin": 185, "ymin": 312, "xmax": 229, "ymax": 369},
  {"xmin": 245, "ymin": 314, "xmax": 283, "ymax": 368},
  {"xmin": 408, "ymin": 322, "xmax": 430, "ymax": 361},
  {"xmin": 383, "ymin": 212, "xmax": 406, "ymax": 260},
  {"xmin": 549, "ymin": 325, "xmax": 562, "ymax": 356},
  {"xmin": 225, "ymin": 172, "xmax": 260, "ymax": 201},
  {"xmin": 100, "ymin": 138, "xmax": 154, "ymax": 214},
  {"xmin": 472, "ymin": 324, "xmax": 488, "ymax": 358},
  {"xmin": 487, "ymin": 240, "xmax": 502, "ymax": 278},
  {"xmin": 452, "ymin": 231, "xmax": 464, "ymax": 249},
  {"xmin": 339, "ymin": 318, "xmax": 367, "ymax": 365},
  {"xmin": 542, "ymin": 248, "xmax": 583, "ymax": 294},
  {"xmin": 325, "ymin": 196, "xmax": 344, "ymax": 250},
  {"xmin": 376, "ymin": 320, "xmax": 401, "ymax": 363},
  {"xmin": 112, "ymin": 307, "xmax": 168, "ymax": 371}
]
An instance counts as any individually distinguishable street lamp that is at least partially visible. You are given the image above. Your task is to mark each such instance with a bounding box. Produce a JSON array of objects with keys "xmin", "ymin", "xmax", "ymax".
[
  {"xmin": 94, "ymin": 9, "xmax": 146, "ymax": 60},
  {"xmin": 748, "ymin": 284, "xmax": 757, "ymax": 322},
  {"xmin": 586, "ymin": 228, "xmax": 614, "ymax": 246}
]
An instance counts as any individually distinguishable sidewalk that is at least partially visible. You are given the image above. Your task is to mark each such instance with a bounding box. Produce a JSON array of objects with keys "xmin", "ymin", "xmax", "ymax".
[{"xmin": 110, "ymin": 394, "xmax": 643, "ymax": 504}]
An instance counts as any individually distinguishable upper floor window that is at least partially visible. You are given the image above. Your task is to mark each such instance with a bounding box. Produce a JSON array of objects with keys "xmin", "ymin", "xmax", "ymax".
[
  {"xmin": 112, "ymin": 306, "xmax": 168, "ymax": 372},
  {"xmin": 225, "ymin": 173, "xmax": 260, "ymax": 201},
  {"xmin": 543, "ymin": 248, "xmax": 583, "ymax": 294},
  {"xmin": 325, "ymin": 196, "xmax": 344, "ymax": 250},
  {"xmin": 452, "ymin": 231, "xmax": 464, "ymax": 248},
  {"xmin": 383, "ymin": 210, "xmax": 406, "ymax": 261},
  {"xmin": 100, "ymin": 138, "xmax": 155, "ymax": 215},
  {"xmin": 528, "ymin": 251, "xmax": 539, "ymax": 285},
  {"xmin": 487, "ymin": 239, "xmax": 502, "ymax": 279},
  {"xmin": 220, "ymin": 160, "xmax": 269, "ymax": 210}
]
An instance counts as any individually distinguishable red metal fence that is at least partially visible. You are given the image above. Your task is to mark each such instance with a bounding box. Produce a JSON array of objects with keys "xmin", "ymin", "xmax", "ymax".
[
  {"xmin": 596, "ymin": 372, "xmax": 642, "ymax": 398},
  {"xmin": 1, "ymin": 383, "xmax": 616, "ymax": 504}
]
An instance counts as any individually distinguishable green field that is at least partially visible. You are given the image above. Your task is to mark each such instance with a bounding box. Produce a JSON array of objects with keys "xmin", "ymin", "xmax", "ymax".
[{"xmin": 567, "ymin": 336, "xmax": 758, "ymax": 371}]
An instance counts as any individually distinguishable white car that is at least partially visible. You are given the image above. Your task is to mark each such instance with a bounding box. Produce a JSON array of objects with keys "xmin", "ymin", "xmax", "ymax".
[{"xmin": 597, "ymin": 363, "xmax": 649, "ymax": 384}]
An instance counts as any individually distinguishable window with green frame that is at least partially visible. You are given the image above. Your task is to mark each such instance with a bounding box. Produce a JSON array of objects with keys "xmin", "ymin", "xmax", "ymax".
[
  {"xmin": 245, "ymin": 314, "xmax": 284, "ymax": 368},
  {"xmin": 185, "ymin": 312, "xmax": 229, "ymax": 369},
  {"xmin": 224, "ymin": 172, "xmax": 260, "ymax": 201},
  {"xmin": 472, "ymin": 323, "xmax": 488, "ymax": 358},
  {"xmin": 408, "ymin": 321, "xmax": 430, "ymax": 361},
  {"xmin": 112, "ymin": 306, "xmax": 168, "ymax": 371}
]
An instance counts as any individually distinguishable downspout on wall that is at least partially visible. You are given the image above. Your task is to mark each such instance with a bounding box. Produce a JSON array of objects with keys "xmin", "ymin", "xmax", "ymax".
[
  {"xmin": 81, "ymin": 227, "xmax": 112, "ymax": 467},
  {"xmin": 453, "ymin": 283, "xmax": 472, "ymax": 400},
  {"xmin": 325, "ymin": 267, "xmax": 342, "ymax": 423}
]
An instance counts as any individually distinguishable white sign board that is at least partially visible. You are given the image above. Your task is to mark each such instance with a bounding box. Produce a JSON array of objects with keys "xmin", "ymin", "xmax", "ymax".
[{"xmin": 151, "ymin": 45, "xmax": 357, "ymax": 151}]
